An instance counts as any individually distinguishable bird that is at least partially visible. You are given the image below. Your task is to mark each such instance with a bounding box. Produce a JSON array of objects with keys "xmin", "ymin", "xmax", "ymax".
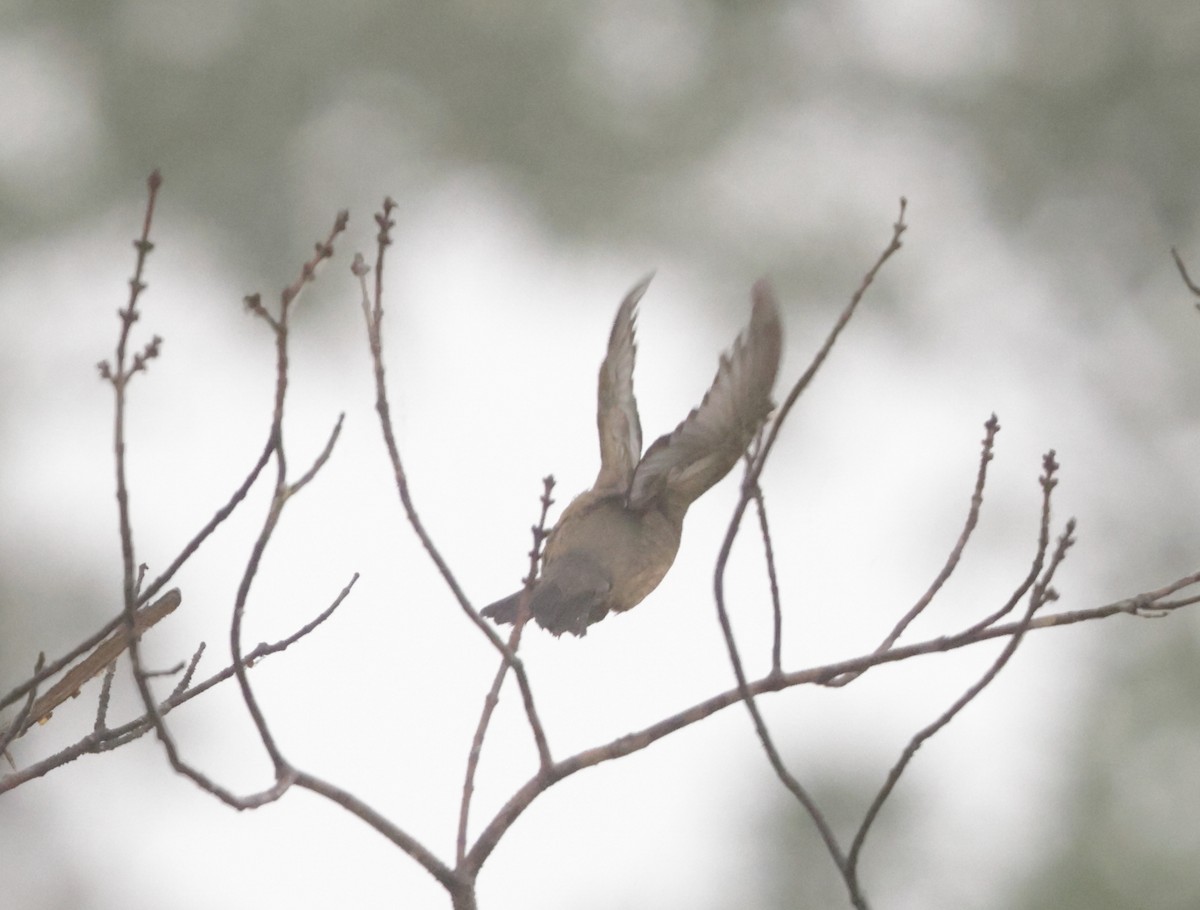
[{"xmin": 481, "ymin": 276, "xmax": 783, "ymax": 637}]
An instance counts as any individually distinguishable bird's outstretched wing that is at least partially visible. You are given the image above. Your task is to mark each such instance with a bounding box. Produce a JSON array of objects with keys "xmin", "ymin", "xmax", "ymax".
[
  {"xmin": 628, "ymin": 280, "xmax": 782, "ymax": 512},
  {"xmin": 593, "ymin": 275, "xmax": 651, "ymax": 496}
]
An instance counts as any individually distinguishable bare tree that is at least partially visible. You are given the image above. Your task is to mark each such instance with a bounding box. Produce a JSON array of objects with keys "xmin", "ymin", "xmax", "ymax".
[{"xmin": 3, "ymin": 173, "xmax": 1199, "ymax": 910}]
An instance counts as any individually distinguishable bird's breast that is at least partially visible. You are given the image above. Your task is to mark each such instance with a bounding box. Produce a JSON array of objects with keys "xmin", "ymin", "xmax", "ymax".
[{"xmin": 544, "ymin": 492, "xmax": 683, "ymax": 614}]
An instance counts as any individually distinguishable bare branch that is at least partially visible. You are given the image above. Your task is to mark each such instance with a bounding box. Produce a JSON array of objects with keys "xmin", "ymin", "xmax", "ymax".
[
  {"xmin": 94, "ymin": 659, "xmax": 118, "ymax": 732},
  {"xmin": 465, "ymin": 559, "xmax": 1197, "ymax": 873},
  {"xmin": 1171, "ymin": 247, "xmax": 1200, "ymax": 300},
  {"xmin": 960, "ymin": 449, "xmax": 1061, "ymax": 636},
  {"xmin": 745, "ymin": 433, "xmax": 785, "ymax": 676},
  {"xmin": 352, "ymin": 199, "xmax": 547, "ymax": 760},
  {"xmin": 695, "ymin": 199, "xmax": 912, "ymax": 906},
  {"xmin": 457, "ymin": 479, "xmax": 556, "ymax": 866},
  {"xmin": 846, "ymin": 514, "xmax": 1077, "ymax": 888},
  {"xmin": 2, "ymin": 590, "xmax": 181, "ymax": 740},
  {"xmin": 102, "ymin": 191, "xmax": 353, "ymax": 811},
  {"xmin": 1, "ymin": 590, "xmax": 179, "ymax": 714},
  {"xmin": 714, "ymin": 501, "xmax": 854, "ymax": 903},
  {"xmin": 1, "ymin": 654, "xmax": 44, "ymax": 762},
  {"xmin": 287, "ymin": 414, "xmax": 346, "ymax": 497},
  {"xmin": 295, "ymin": 770, "xmax": 461, "ymax": 892},
  {"xmin": 883, "ymin": 415, "xmax": 999, "ymax": 647},
  {"xmin": 1, "ymin": 577, "xmax": 354, "ymax": 795},
  {"xmin": 753, "ymin": 198, "xmax": 908, "ymax": 482},
  {"xmin": 137, "ymin": 441, "xmax": 273, "ymax": 606}
]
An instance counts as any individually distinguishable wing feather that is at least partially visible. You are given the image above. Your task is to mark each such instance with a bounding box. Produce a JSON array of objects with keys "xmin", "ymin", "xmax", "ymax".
[
  {"xmin": 594, "ymin": 275, "xmax": 651, "ymax": 495},
  {"xmin": 628, "ymin": 280, "xmax": 782, "ymax": 511}
]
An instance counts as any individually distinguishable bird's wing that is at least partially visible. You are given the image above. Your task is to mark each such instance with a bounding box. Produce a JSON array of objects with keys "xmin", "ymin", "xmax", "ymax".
[
  {"xmin": 628, "ymin": 280, "xmax": 782, "ymax": 511},
  {"xmin": 593, "ymin": 275, "xmax": 651, "ymax": 496}
]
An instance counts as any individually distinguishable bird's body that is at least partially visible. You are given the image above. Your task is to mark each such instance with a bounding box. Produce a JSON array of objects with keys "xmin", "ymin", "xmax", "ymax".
[{"xmin": 482, "ymin": 277, "xmax": 782, "ymax": 637}]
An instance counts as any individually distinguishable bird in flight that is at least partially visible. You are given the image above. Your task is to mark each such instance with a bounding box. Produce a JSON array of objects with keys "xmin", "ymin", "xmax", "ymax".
[{"xmin": 482, "ymin": 277, "xmax": 783, "ymax": 637}]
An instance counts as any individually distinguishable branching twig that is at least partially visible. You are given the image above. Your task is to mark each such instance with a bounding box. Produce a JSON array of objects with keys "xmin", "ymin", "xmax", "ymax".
[
  {"xmin": 825, "ymin": 414, "xmax": 1001, "ymax": 690},
  {"xmin": 457, "ymin": 478, "xmax": 556, "ymax": 866},
  {"xmin": 0, "ymin": 576, "xmax": 355, "ymax": 794},
  {"xmin": 13, "ymin": 184, "xmax": 1200, "ymax": 910},
  {"xmin": 846, "ymin": 474, "xmax": 1076, "ymax": 890},
  {"xmin": 464, "ymin": 559, "xmax": 1195, "ymax": 873},
  {"xmin": 295, "ymin": 769, "xmax": 462, "ymax": 892},
  {"xmin": 352, "ymin": 200, "xmax": 547, "ymax": 764},
  {"xmin": 1, "ymin": 591, "xmax": 181, "ymax": 713},
  {"xmin": 960, "ymin": 449, "xmax": 1061, "ymax": 637},
  {"xmin": 701, "ymin": 199, "xmax": 912, "ymax": 907},
  {"xmin": 2, "ymin": 590, "xmax": 181, "ymax": 740},
  {"xmin": 97, "ymin": 175, "xmax": 353, "ymax": 810}
]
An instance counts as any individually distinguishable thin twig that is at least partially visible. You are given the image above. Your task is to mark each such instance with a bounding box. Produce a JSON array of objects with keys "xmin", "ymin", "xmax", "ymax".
[
  {"xmin": 960, "ymin": 450, "xmax": 1060, "ymax": 637},
  {"xmin": 137, "ymin": 442, "xmax": 273, "ymax": 606},
  {"xmin": 846, "ymin": 481, "xmax": 1076, "ymax": 887},
  {"xmin": 752, "ymin": 198, "xmax": 908, "ymax": 483},
  {"xmin": 714, "ymin": 495, "xmax": 855, "ymax": 903},
  {"xmin": 751, "ymin": 485, "xmax": 784, "ymax": 676},
  {"xmin": 0, "ymin": 654, "xmax": 45, "ymax": 761},
  {"xmin": 828, "ymin": 415, "xmax": 1001, "ymax": 689},
  {"xmin": 295, "ymin": 770, "xmax": 462, "ymax": 892},
  {"xmin": 464, "ymin": 558, "xmax": 1196, "ymax": 873},
  {"xmin": 103, "ymin": 186, "xmax": 350, "ymax": 809},
  {"xmin": 94, "ymin": 660, "xmax": 118, "ymax": 732},
  {"xmin": 1, "ymin": 575, "xmax": 355, "ymax": 794},
  {"xmin": 701, "ymin": 200, "xmax": 912, "ymax": 908},
  {"xmin": 1, "ymin": 590, "xmax": 181, "ymax": 714},
  {"xmin": 745, "ymin": 432, "xmax": 785, "ymax": 677},
  {"xmin": 881, "ymin": 415, "xmax": 999, "ymax": 648},
  {"xmin": 224, "ymin": 216, "xmax": 350, "ymax": 781},
  {"xmin": 457, "ymin": 479, "xmax": 555, "ymax": 866},
  {"xmin": 352, "ymin": 201, "xmax": 547, "ymax": 753},
  {"xmin": 1170, "ymin": 247, "xmax": 1200, "ymax": 299},
  {"xmin": 172, "ymin": 644, "xmax": 206, "ymax": 698},
  {"xmin": 7, "ymin": 590, "xmax": 181, "ymax": 739}
]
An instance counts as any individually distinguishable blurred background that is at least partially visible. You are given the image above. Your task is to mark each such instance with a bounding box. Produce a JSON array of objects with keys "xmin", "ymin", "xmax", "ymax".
[{"xmin": 2, "ymin": 1, "xmax": 1200, "ymax": 908}]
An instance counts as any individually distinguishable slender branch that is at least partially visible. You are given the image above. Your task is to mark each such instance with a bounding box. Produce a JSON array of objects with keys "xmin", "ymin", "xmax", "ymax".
[
  {"xmin": 465, "ymin": 563, "xmax": 1197, "ymax": 871},
  {"xmin": 752, "ymin": 198, "xmax": 908, "ymax": 482},
  {"xmin": 224, "ymin": 213, "xmax": 350, "ymax": 779},
  {"xmin": 750, "ymin": 487, "xmax": 785, "ymax": 676},
  {"xmin": 714, "ymin": 486, "xmax": 853, "ymax": 902},
  {"xmin": 351, "ymin": 210, "xmax": 486, "ymax": 627},
  {"xmin": 137, "ymin": 441, "xmax": 273, "ymax": 606},
  {"xmin": 1, "ymin": 591, "xmax": 180, "ymax": 713},
  {"xmin": 960, "ymin": 449, "xmax": 1060, "ymax": 637},
  {"xmin": 826, "ymin": 415, "xmax": 1001, "ymax": 690},
  {"xmin": 847, "ymin": 499, "xmax": 1076, "ymax": 889},
  {"xmin": 457, "ymin": 479, "xmax": 555, "ymax": 866},
  {"xmin": 100, "ymin": 189, "xmax": 351, "ymax": 810},
  {"xmin": 294, "ymin": 770, "xmax": 462, "ymax": 891},
  {"xmin": 352, "ymin": 201, "xmax": 546, "ymax": 751},
  {"xmin": 1, "ymin": 654, "xmax": 44, "ymax": 762},
  {"xmin": 3, "ymin": 590, "xmax": 181, "ymax": 740},
  {"xmin": 695, "ymin": 199, "xmax": 912, "ymax": 906},
  {"xmin": 1170, "ymin": 247, "xmax": 1200, "ymax": 300},
  {"xmin": 1, "ymin": 576, "xmax": 355, "ymax": 795},
  {"xmin": 881, "ymin": 415, "xmax": 998, "ymax": 647},
  {"xmin": 745, "ymin": 434, "xmax": 785, "ymax": 677}
]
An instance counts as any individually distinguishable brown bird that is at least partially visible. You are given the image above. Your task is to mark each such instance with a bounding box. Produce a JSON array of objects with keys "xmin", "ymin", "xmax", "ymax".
[{"xmin": 482, "ymin": 277, "xmax": 783, "ymax": 637}]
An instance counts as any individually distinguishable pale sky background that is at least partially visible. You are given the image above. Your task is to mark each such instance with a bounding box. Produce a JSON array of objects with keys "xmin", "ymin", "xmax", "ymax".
[{"xmin": 3, "ymin": 2, "xmax": 1200, "ymax": 909}]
